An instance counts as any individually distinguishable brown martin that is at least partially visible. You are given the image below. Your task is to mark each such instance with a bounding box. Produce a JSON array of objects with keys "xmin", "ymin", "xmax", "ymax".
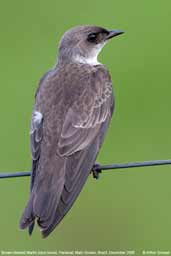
[{"xmin": 19, "ymin": 25, "xmax": 124, "ymax": 238}]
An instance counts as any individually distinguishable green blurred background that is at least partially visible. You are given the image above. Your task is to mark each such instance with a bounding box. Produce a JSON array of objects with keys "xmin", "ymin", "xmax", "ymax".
[{"xmin": 0, "ymin": 0, "xmax": 171, "ymax": 253}]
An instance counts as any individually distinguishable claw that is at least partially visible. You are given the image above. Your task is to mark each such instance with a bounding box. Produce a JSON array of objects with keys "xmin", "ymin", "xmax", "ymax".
[{"xmin": 91, "ymin": 163, "xmax": 102, "ymax": 179}]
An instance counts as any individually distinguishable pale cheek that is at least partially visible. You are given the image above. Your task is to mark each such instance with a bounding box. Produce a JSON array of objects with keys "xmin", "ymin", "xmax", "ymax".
[
  {"xmin": 73, "ymin": 42, "xmax": 106, "ymax": 66},
  {"xmin": 92, "ymin": 42, "xmax": 106, "ymax": 57}
]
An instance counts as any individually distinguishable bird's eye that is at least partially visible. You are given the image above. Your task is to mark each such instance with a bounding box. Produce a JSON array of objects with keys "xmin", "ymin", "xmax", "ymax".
[{"xmin": 87, "ymin": 33, "xmax": 97, "ymax": 42}]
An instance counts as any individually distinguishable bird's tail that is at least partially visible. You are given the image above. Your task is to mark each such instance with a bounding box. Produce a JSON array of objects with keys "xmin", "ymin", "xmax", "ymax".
[
  {"xmin": 19, "ymin": 193, "xmax": 35, "ymax": 230},
  {"xmin": 19, "ymin": 179, "xmax": 65, "ymax": 235},
  {"xmin": 28, "ymin": 221, "xmax": 35, "ymax": 235},
  {"xmin": 21, "ymin": 161, "xmax": 37, "ymax": 235},
  {"xmin": 19, "ymin": 136, "xmax": 99, "ymax": 238},
  {"xmin": 19, "ymin": 157, "xmax": 65, "ymax": 236}
]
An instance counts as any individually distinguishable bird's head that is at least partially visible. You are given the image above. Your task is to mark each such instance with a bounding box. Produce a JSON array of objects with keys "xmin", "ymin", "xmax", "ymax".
[{"xmin": 58, "ymin": 25, "xmax": 124, "ymax": 65}]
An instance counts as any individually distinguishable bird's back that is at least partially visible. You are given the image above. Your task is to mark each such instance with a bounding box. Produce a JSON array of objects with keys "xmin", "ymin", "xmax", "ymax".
[{"xmin": 20, "ymin": 63, "xmax": 114, "ymax": 238}]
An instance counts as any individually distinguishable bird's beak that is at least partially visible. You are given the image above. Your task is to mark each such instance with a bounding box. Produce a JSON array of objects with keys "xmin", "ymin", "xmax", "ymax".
[{"xmin": 106, "ymin": 30, "xmax": 124, "ymax": 40}]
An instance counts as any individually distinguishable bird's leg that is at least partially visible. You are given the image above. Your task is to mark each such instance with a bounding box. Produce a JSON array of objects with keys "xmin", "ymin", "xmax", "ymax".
[{"xmin": 91, "ymin": 162, "xmax": 102, "ymax": 179}]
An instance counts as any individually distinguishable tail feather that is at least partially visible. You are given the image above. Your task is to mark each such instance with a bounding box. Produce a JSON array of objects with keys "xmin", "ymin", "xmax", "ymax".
[
  {"xmin": 19, "ymin": 194, "xmax": 35, "ymax": 230},
  {"xmin": 28, "ymin": 222, "xmax": 35, "ymax": 236},
  {"xmin": 19, "ymin": 159, "xmax": 65, "ymax": 235}
]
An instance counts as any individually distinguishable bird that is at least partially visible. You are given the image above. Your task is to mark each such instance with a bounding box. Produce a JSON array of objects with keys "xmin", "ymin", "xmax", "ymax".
[{"xmin": 19, "ymin": 25, "xmax": 124, "ymax": 238}]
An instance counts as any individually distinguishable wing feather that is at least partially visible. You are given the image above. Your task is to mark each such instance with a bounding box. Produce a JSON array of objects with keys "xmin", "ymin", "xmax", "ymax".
[
  {"xmin": 20, "ymin": 64, "xmax": 114, "ymax": 238},
  {"xmin": 41, "ymin": 68, "xmax": 114, "ymax": 237},
  {"xmin": 41, "ymin": 133, "xmax": 101, "ymax": 238},
  {"xmin": 30, "ymin": 111, "xmax": 43, "ymax": 161},
  {"xmin": 58, "ymin": 69, "xmax": 113, "ymax": 157}
]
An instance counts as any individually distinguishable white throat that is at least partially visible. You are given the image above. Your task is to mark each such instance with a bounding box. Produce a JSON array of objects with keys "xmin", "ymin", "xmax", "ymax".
[
  {"xmin": 73, "ymin": 43, "xmax": 105, "ymax": 66},
  {"xmin": 74, "ymin": 55, "xmax": 100, "ymax": 65}
]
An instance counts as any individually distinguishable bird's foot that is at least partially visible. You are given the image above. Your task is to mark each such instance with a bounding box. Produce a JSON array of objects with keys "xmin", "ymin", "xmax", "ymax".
[{"xmin": 91, "ymin": 162, "xmax": 102, "ymax": 180}]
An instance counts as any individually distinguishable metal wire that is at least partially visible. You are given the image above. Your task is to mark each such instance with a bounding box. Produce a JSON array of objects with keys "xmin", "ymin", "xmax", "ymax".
[
  {"xmin": 0, "ymin": 171, "xmax": 31, "ymax": 179},
  {"xmin": 94, "ymin": 159, "xmax": 171, "ymax": 171},
  {"xmin": 0, "ymin": 159, "xmax": 171, "ymax": 179}
]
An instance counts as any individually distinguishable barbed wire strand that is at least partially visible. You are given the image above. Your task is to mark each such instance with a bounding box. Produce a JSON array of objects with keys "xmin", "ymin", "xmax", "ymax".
[{"xmin": 0, "ymin": 159, "xmax": 171, "ymax": 179}]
